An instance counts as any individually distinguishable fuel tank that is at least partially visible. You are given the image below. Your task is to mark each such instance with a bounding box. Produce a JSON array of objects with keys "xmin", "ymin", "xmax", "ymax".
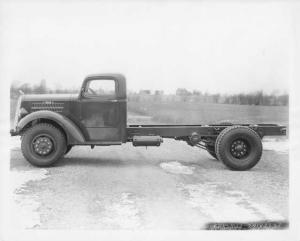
[{"xmin": 132, "ymin": 136, "xmax": 163, "ymax": 147}]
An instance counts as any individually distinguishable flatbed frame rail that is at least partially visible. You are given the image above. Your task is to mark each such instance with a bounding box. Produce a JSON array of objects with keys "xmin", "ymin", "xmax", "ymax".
[{"xmin": 126, "ymin": 124, "xmax": 286, "ymax": 139}]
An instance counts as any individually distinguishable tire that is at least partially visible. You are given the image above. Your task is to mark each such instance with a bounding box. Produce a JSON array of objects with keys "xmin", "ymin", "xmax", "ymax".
[
  {"xmin": 206, "ymin": 145, "xmax": 218, "ymax": 159},
  {"xmin": 206, "ymin": 120, "xmax": 233, "ymax": 160},
  {"xmin": 215, "ymin": 126, "xmax": 262, "ymax": 171},
  {"xmin": 65, "ymin": 145, "xmax": 73, "ymax": 155},
  {"xmin": 21, "ymin": 123, "xmax": 66, "ymax": 167},
  {"xmin": 205, "ymin": 121, "xmax": 234, "ymax": 160},
  {"xmin": 215, "ymin": 120, "xmax": 234, "ymax": 125}
]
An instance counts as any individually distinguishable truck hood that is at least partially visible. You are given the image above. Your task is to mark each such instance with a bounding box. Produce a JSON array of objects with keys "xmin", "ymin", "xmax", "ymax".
[{"xmin": 22, "ymin": 93, "xmax": 79, "ymax": 101}]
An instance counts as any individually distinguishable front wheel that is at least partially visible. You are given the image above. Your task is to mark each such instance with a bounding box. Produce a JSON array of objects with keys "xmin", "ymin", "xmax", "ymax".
[
  {"xmin": 65, "ymin": 145, "xmax": 73, "ymax": 155},
  {"xmin": 215, "ymin": 126, "xmax": 262, "ymax": 171},
  {"xmin": 21, "ymin": 123, "xmax": 66, "ymax": 167}
]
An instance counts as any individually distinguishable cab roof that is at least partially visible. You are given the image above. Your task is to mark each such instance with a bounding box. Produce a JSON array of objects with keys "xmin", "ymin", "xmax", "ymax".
[{"xmin": 84, "ymin": 73, "xmax": 126, "ymax": 81}]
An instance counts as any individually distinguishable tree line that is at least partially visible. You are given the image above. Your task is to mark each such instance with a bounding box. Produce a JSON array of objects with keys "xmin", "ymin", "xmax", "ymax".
[{"xmin": 10, "ymin": 80, "xmax": 288, "ymax": 106}]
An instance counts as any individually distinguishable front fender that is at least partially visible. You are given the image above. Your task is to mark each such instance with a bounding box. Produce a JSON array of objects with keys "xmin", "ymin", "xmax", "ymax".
[{"xmin": 16, "ymin": 110, "xmax": 85, "ymax": 144}]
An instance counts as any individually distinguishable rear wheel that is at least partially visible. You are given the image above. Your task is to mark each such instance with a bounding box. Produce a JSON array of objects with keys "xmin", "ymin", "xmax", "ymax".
[
  {"xmin": 215, "ymin": 126, "xmax": 262, "ymax": 171},
  {"xmin": 21, "ymin": 123, "xmax": 66, "ymax": 167},
  {"xmin": 214, "ymin": 120, "xmax": 235, "ymax": 125},
  {"xmin": 205, "ymin": 121, "xmax": 235, "ymax": 160},
  {"xmin": 206, "ymin": 145, "xmax": 218, "ymax": 159}
]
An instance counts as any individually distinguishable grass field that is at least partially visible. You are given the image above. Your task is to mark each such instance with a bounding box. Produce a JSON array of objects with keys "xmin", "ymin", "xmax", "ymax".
[
  {"xmin": 10, "ymin": 98, "xmax": 289, "ymax": 127},
  {"xmin": 127, "ymin": 101, "xmax": 289, "ymax": 126}
]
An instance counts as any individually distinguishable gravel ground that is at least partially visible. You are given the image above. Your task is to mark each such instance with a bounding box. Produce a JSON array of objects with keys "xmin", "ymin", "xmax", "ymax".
[{"xmin": 9, "ymin": 136, "xmax": 288, "ymax": 230}]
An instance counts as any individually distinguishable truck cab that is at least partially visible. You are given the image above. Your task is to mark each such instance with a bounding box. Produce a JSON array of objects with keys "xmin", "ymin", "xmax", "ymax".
[
  {"xmin": 77, "ymin": 74, "xmax": 127, "ymax": 143},
  {"xmin": 11, "ymin": 74, "xmax": 128, "ymax": 144}
]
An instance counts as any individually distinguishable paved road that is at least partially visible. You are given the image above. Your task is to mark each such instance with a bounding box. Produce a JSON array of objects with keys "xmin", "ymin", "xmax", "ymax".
[{"xmin": 10, "ymin": 136, "xmax": 288, "ymax": 229}]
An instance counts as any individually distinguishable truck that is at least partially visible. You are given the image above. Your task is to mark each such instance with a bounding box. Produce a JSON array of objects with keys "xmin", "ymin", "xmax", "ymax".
[{"xmin": 10, "ymin": 73, "xmax": 287, "ymax": 170}]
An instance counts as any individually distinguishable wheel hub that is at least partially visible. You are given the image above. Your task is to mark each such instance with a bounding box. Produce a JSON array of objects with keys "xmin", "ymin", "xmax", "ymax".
[
  {"xmin": 33, "ymin": 136, "xmax": 53, "ymax": 156},
  {"xmin": 230, "ymin": 140, "xmax": 248, "ymax": 159}
]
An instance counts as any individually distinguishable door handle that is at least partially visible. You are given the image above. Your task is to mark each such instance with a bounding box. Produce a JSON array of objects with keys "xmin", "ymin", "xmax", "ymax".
[{"xmin": 109, "ymin": 100, "xmax": 118, "ymax": 103}]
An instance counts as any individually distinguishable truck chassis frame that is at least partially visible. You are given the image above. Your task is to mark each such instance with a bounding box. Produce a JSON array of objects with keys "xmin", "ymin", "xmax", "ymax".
[{"xmin": 10, "ymin": 73, "xmax": 287, "ymax": 170}]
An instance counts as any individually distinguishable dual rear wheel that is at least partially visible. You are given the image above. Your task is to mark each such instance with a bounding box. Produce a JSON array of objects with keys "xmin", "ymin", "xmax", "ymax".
[
  {"xmin": 206, "ymin": 145, "xmax": 217, "ymax": 159},
  {"xmin": 206, "ymin": 126, "xmax": 263, "ymax": 171}
]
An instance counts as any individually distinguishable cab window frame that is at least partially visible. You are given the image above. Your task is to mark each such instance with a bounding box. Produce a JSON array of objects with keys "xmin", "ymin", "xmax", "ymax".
[{"xmin": 82, "ymin": 78, "xmax": 117, "ymax": 100}]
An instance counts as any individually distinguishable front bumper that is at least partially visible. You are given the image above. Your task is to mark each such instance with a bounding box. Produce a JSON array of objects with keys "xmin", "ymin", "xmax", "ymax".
[{"xmin": 10, "ymin": 128, "xmax": 19, "ymax": 136}]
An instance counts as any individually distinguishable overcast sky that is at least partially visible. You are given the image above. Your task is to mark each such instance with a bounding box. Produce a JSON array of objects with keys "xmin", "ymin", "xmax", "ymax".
[{"xmin": 0, "ymin": 0, "xmax": 293, "ymax": 94}]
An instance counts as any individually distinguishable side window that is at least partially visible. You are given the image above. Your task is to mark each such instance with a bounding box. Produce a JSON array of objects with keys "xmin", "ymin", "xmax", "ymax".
[{"xmin": 84, "ymin": 79, "xmax": 116, "ymax": 97}]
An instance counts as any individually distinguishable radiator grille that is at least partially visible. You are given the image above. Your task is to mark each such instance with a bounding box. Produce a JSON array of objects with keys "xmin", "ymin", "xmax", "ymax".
[{"xmin": 31, "ymin": 102, "xmax": 64, "ymax": 113}]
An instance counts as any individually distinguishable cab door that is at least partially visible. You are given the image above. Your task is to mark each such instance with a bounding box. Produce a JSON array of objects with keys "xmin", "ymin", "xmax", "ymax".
[{"xmin": 80, "ymin": 78, "xmax": 121, "ymax": 142}]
